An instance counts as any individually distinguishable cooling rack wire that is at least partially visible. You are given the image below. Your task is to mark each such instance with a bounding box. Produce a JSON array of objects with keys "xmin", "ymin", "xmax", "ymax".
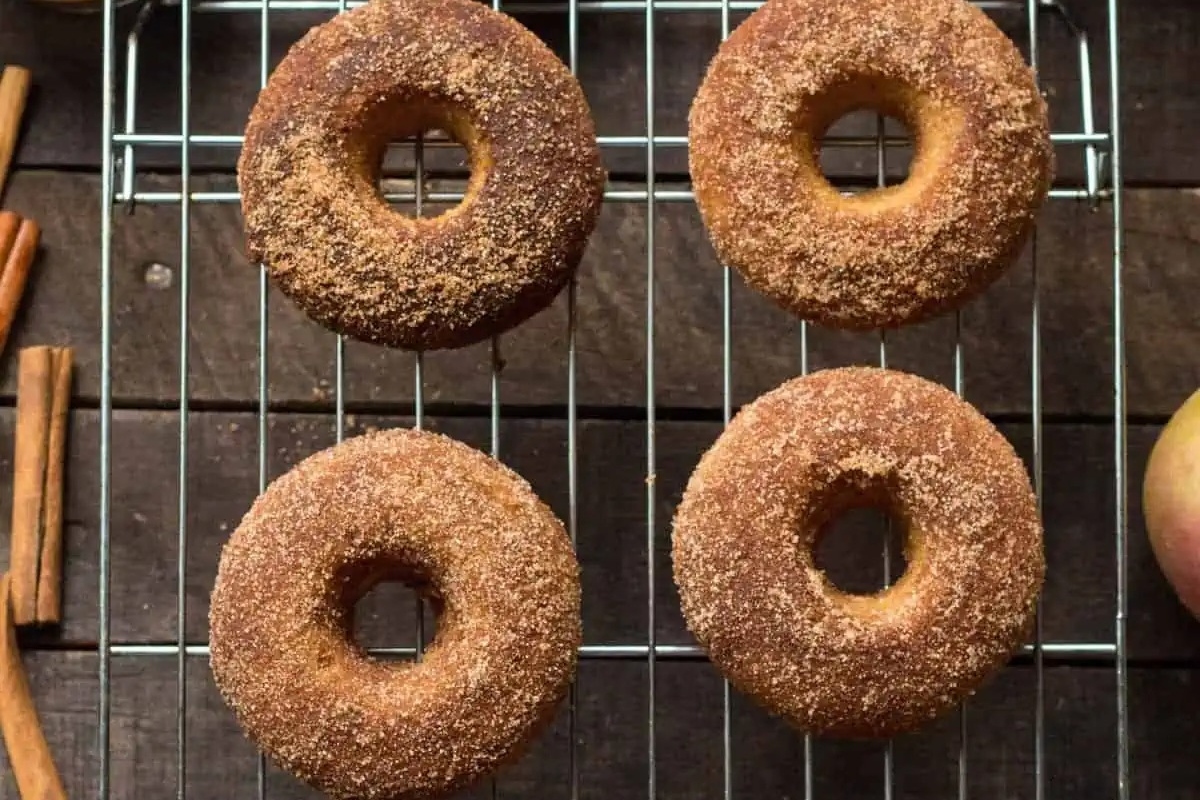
[{"xmin": 95, "ymin": 0, "xmax": 1124, "ymax": 797}]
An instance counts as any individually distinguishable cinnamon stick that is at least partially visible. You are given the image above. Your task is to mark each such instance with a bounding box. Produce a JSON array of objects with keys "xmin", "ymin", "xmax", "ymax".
[
  {"xmin": 0, "ymin": 573, "xmax": 67, "ymax": 800},
  {"xmin": 0, "ymin": 211, "xmax": 18, "ymax": 263},
  {"xmin": 35, "ymin": 348, "xmax": 72, "ymax": 625},
  {"xmin": 0, "ymin": 215, "xmax": 38, "ymax": 357},
  {"xmin": 9, "ymin": 347, "xmax": 53, "ymax": 627},
  {"xmin": 0, "ymin": 66, "xmax": 31, "ymax": 202}
]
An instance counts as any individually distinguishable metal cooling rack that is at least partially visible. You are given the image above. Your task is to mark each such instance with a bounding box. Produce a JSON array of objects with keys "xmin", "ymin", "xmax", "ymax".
[{"xmin": 95, "ymin": 0, "xmax": 1125, "ymax": 797}]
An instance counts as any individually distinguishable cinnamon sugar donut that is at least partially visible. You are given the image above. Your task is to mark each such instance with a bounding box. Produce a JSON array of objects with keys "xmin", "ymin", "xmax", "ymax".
[
  {"xmin": 671, "ymin": 367, "xmax": 1044, "ymax": 738},
  {"xmin": 688, "ymin": 0, "xmax": 1054, "ymax": 330},
  {"xmin": 238, "ymin": 0, "xmax": 605, "ymax": 351},
  {"xmin": 209, "ymin": 429, "xmax": 581, "ymax": 800}
]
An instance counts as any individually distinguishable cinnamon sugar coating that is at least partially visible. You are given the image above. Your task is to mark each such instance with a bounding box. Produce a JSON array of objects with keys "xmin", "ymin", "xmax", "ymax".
[
  {"xmin": 238, "ymin": 0, "xmax": 605, "ymax": 351},
  {"xmin": 671, "ymin": 367, "xmax": 1044, "ymax": 738},
  {"xmin": 688, "ymin": 0, "xmax": 1054, "ymax": 330},
  {"xmin": 209, "ymin": 429, "xmax": 582, "ymax": 800}
]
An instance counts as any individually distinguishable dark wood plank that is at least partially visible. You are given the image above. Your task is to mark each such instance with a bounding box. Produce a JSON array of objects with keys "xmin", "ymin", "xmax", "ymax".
[
  {"xmin": 3, "ymin": 404, "xmax": 1193, "ymax": 662},
  {"xmin": 0, "ymin": 0, "xmax": 119, "ymax": 172},
  {"xmin": 1112, "ymin": 0, "xmax": 1200, "ymax": 186},
  {"xmin": 5, "ymin": 0, "xmax": 1174, "ymax": 185},
  {"xmin": 3, "ymin": 169, "xmax": 1183, "ymax": 416},
  {"xmin": 0, "ymin": 652, "xmax": 1192, "ymax": 800}
]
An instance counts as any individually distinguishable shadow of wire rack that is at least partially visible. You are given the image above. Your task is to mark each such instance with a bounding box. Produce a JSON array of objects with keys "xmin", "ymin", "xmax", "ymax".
[{"xmin": 96, "ymin": 0, "xmax": 1124, "ymax": 797}]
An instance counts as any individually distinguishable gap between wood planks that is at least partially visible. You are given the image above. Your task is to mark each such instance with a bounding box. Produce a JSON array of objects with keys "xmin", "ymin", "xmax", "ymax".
[{"xmin": 0, "ymin": 393, "xmax": 1170, "ymax": 427}]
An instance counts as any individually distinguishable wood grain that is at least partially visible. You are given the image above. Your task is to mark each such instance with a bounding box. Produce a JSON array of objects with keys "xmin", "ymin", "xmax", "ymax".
[
  {"xmin": 0, "ymin": 651, "xmax": 1194, "ymax": 800},
  {"xmin": 1, "ymin": 170, "xmax": 1190, "ymax": 417},
  {"xmin": 0, "ymin": 0, "xmax": 1190, "ymax": 793},
  {"xmin": 0, "ymin": 406, "xmax": 1189, "ymax": 663},
  {"xmin": 1, "ymin": 0, "xmax": 1185, "ymax": 186}
]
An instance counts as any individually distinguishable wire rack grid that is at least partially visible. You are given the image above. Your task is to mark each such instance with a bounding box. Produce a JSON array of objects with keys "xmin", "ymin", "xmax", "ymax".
[{"xmin": 94, "ymin": 0, "xmax": 1124, "ymax": 797}]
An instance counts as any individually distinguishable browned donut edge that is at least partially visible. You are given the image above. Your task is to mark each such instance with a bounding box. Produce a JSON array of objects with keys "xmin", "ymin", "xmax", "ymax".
[
  {"xmin": 671, "ymin": 367, "xmax": 1045, "ymax": 738},
  {"xmin": 688, "ymin": 0, "xmax": 1054, "ymax": 330},
  {"xmin": 209, "ymin": 428, "xmax": 582, "ymax": 800},
  {"xmin": 238, "ymin": 0, "xmax": 605, "ymax": 351}
]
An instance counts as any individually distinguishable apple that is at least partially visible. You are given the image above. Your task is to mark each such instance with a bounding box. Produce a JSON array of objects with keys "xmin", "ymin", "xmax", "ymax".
[{"xmin": 1143, "ymin": 387, "xmax": 1200, "ymax": 619}]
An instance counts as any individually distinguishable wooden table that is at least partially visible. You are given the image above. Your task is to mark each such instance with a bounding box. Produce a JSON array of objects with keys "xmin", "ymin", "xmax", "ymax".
[{"xmin": 0, "ymin": 0, "xmax": 1198, "ymax": 797}]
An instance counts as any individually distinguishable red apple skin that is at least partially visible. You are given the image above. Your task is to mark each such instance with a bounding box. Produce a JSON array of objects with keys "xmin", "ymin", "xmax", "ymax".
[{"xmin": 1143, "ymin": 388, "xmax": 1200, "ymax": 619}]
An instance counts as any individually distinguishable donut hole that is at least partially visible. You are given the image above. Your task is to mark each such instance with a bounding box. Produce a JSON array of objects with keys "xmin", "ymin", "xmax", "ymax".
[
  {"xmin": 814, "ymin": 503, "xmax": 910, "ymax": 596},
  {"xmin": 337, "ymin": 559, "xmax": 443, "ymax": 659},
  {"xmin": 367, "ymin": 103, "xmax": 484, "ymax": 221},
  {"xmin": 378, "ymin": 130, "xmax": 472, "ymax": 217},
  {"xmin": 817, "ymin": 112, "xmax": 915, "ymax": 190},
  {"xmin": 796, "ymin": 77, "xmax": 960, "ymax": 207},
  {"xmin": 351, "ymin": 580, "xmax": 440, "ymax": 657}
]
